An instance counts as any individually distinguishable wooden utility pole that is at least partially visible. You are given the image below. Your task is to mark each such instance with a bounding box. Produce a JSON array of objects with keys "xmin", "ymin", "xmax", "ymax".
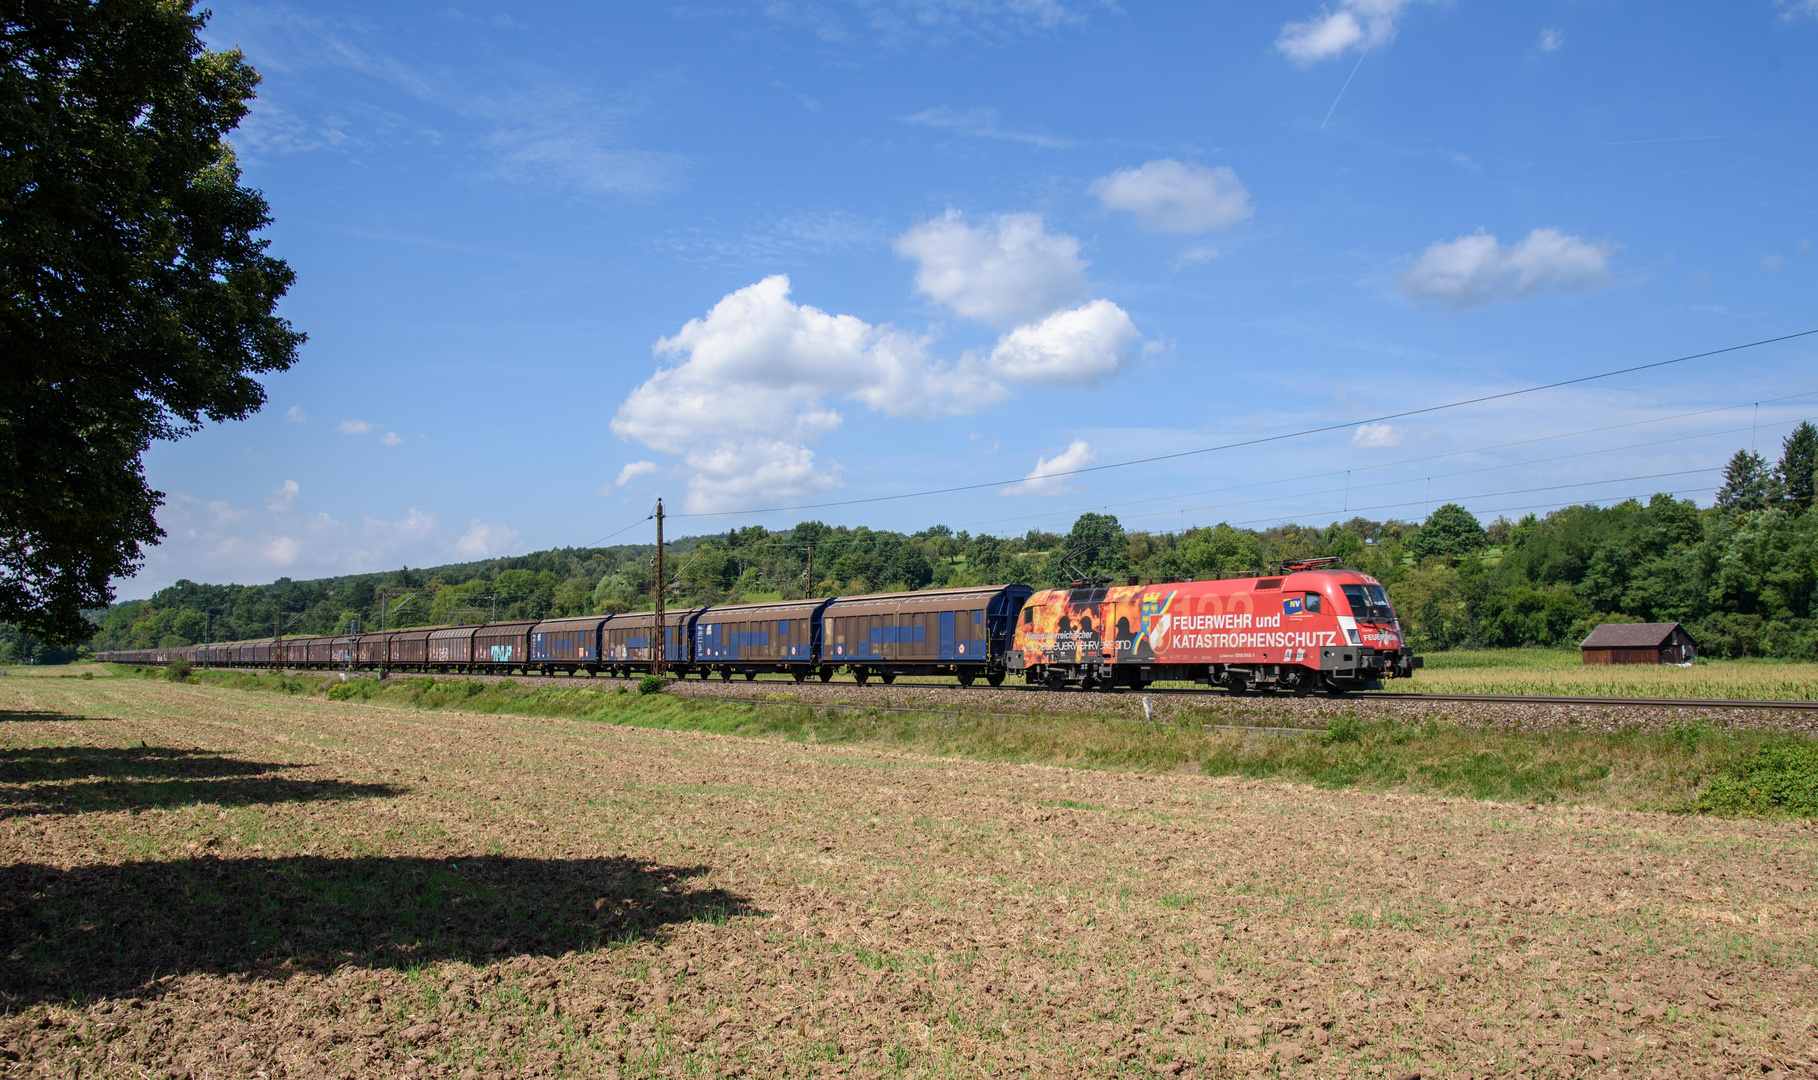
[
  {"xmin": 806, "ymin": 544, "xmax": 814, "ymax": 596},
  {"xmin": 652, "ymin": 498, "xmax": 666, "ymax": 677}
]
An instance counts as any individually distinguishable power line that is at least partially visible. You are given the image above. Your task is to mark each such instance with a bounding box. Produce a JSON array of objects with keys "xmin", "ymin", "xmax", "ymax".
[
  {"xmin": 1211, "ymin": 467, "xmax": 1720, "ymax": 529},
  {"xmin": 668, "ymin": 328, "xmax": 1818, "ymax": 520},
  {"xmin": 954, "ymin": 393, "xmax": 1818, "ymax": 533}
]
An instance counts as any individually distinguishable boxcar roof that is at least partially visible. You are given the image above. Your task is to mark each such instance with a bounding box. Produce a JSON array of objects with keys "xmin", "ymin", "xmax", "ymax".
[
  {"xmin": 426, "ymin": 626, "xmax": 481, "ymax": 641},
  {"xmin": 696, "ymin": 599, "xmax": 830, "ymax": 620},
  {"xmin": 532, "ymin": 615, "xmax": 611, "ymax": 632},
  {"xmin": 824, "ymin": 586, "xmax": 1013, "ymax": 613},
  {"xmin": 608, "ymin": 607, "xmax": 705, "ymax": 625},
  {"xmin": 1579, "ymin": 622, "xmax": 1693, "ymax": 648},
  {"xmin": 472, "ymin": 621, "xmax": 539, "ymax": 634}
]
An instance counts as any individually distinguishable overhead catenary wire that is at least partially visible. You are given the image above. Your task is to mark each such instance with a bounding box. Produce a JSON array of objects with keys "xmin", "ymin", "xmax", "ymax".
[
  {"xmin": 1209, "ymin": 469, "xmax": 1722, "ymax": 528},
  {"xmin": 667, "ymin": 328, "xmax": 1818, "ymax": 520},
  {"xmin": 955, "ymin": 402, "xmax": 1818, "ymax": 534}
]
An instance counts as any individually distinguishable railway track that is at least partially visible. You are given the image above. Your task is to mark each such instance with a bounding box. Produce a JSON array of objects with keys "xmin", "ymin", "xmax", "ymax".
[
  {"xmin": 1122, "ymin": 686, "xmax": 1818, "ymax": 711},
  {"xmin": 233, "ymin": 665, "xmax": 1818, "ymax": 712}
]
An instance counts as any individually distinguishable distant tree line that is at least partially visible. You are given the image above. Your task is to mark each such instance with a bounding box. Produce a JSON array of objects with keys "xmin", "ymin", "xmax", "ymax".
[{"xmin": 66, "ymin": 424, "xmax": 1818, "ymax": 660}]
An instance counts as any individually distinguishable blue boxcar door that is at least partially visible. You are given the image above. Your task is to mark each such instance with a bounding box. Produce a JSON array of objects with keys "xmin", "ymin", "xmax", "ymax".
[{"xmin": 939, "ymin": 611, "xmax": 956, "ymax": 658}]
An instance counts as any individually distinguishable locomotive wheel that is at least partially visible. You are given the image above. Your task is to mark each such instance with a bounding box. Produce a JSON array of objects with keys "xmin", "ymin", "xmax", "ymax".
[
  {"xmin": 881, "ymin": 672, "xmax": 896, "ymax": 685},
  {"xmin": 986, "ymin": 671, "xmax": 1005, "ymax": 687}
]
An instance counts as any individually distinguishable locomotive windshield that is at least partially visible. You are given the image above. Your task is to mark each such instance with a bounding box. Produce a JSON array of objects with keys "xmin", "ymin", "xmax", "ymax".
[{"xmin": 1340, "ymin": 583, "xmax": 1396, "ymax": 621}]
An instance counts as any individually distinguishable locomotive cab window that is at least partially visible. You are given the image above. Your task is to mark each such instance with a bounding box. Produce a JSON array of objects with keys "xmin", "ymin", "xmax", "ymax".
[
  {"xmin": 1023, "ymin": 607, "xmax": 1033, "ymax": 624},
  {"xmin": 1304, "ymin": 592, "xmax": 1321, "ymax": 613},
  {"xmin": 1340, "ymin": 583, "xmax": 1396, "ymax": 621}
]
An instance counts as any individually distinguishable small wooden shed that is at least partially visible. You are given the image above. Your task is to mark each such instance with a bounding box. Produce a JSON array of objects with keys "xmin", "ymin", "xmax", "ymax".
[{"xmin": 1579, "ymin": 622, "xmax": 1698, "ymax": 665}]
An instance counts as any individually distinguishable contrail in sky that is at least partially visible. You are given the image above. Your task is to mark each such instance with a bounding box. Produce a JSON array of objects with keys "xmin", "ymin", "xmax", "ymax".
[{"xmin": 1321, "ymin": 49, "xmax": 1368, "ymax": 131}]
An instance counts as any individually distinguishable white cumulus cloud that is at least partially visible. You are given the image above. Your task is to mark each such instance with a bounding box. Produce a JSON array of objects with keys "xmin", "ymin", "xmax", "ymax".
[
  {"xmin": 614, "ymin": 461, "xmax": 660, "ymax": 487},
  {"xmin": 1350, "ymin": 423, "xmax": 1406, "ymax": 448},
  {"xmin": 1091, "ymin": 160, "xmax": 1254, "ymax": 234},
  {"xmin": 1398, "ymin": 228, "xmax": 1616, "ymax": 310},
  {"xmin": 285, "ymin": 406, "xmax": 308, "ymax": 423},
  {"xmin": 986, "ymin": 300, "xmax": 1138, "ymax": 385},
  {"xmin": 1539, "ymin": 27, "xmax": 1565, "ymax": 51},
  {"xmin": 611, "ymin": 274, "xmax": 1140, "ymax": 513},
  {"xmin": 1002, "ymin": 439, "xmax": 1096, "ymax": 496},
  {"xmin": 337, "ymin": 419, "xmax": 375, "ymax": 435},
  {"xmin": 895, "ymin": 210, "xmax": 1087, "ymax": 328},
  {"xmin": 380, "ymin": 431, "xmax": 404, "ymax": 445},
  {"xmin": 1277, "ymin": 0, "xmax": 1428, "ymax": 64},
  {"xmin": 454, "ymin": 520, "xmax": 523, "ymax": 559},
  {"xmin": 611, "ymin": 275, "xmax": 982, "ymax": 512}
]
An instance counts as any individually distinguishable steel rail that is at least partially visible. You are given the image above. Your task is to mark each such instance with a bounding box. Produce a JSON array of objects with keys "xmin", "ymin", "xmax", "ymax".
[{"xmin": 183, "ymin": 662, "xmax": 1818, "ymax": 712}]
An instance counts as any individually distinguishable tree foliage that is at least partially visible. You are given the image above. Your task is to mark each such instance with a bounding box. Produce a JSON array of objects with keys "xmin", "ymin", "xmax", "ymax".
[
  {"xmin": 73, "ymin": 437, "xmax": 1818, "ymax": 662},
  {"xmin": 1716, "ymin": 450, "xmax": 1776, "ymax": 513},
  {"xmin": 1778, "ymin": 421, "xmax": 1818, "ymax": 508},
  {"xmin": 1, "ymin": 0, "xmax": 301, "ymax": 642},
  {"xmin": 1406, "ymin": 503, "xmax": 1485, "ymax": 562}
]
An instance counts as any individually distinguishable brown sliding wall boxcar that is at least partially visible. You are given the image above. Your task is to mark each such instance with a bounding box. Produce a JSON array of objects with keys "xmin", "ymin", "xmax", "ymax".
[
  {"xmin": 356, "ymin": 633, "xmax": 391, "ymax": 667},
  {"xmin": 389, "ymin": 627, "xmax": 449, "ymax": 671},
  {"xmin": 426, "ymin": 626, "xmax": 479, "ymax": 671},
  {"xmin": 602, "ymin": 608, "xmax": 704, "ymax": 674},
  {"xmin": 822, "ymin": 586, "xmax": 1020, "ymax": 685},
  {"xmin": 529, "ymin": 616, "xmax": 610, "ymax": 674},
  {"xmin": 472, "ymin": 621, "xmax": 537, "ymax": 672},
  {"xmin": 692, "ymin": 599, "xmax": 831, "ymax": 681}
]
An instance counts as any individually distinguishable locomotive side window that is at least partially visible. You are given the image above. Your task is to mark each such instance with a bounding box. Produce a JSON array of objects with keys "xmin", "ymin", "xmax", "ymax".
[
  {"xmin": 1023, "ymin": 607, "xmax": 1033, "ymax": 624},
  {"xmin": 1304, "ymin": 592, "xmax": 1321, "ymax": 613}
]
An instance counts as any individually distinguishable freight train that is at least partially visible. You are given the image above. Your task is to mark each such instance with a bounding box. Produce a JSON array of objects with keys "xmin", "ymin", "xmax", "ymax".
[{"xmin": 98, "ymin": 561, "xmax": 1420, "ymax": 694}]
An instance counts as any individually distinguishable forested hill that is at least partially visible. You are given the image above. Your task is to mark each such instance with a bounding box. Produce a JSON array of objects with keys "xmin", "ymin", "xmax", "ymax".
[{"xmin": 28, "ymin": 427, "xmax": 1818, "ymax": 663}]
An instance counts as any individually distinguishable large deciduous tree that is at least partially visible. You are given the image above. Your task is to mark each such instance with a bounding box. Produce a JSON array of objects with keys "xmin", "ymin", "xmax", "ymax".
[
  {"xmin": 1, "ymin": 0, "xmax": 301, "ymax": 642},
  {"xmin": 1408, "ymin": 503, "xmax": 1487, "ymax": 562}
]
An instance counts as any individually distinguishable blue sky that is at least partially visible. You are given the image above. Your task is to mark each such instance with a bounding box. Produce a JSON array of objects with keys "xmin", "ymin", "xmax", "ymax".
[{"xmin": 121, "ymin": 0, "xmax": 1818, "ymax": 597}]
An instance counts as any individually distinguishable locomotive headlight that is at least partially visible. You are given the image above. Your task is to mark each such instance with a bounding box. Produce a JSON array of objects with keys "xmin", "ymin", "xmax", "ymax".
[{"xmin": 1346, "ymin": 628, "xmax": 1361, "ymax": 645}]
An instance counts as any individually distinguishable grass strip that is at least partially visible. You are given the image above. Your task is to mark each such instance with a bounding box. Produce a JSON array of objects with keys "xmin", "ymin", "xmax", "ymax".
[{"xmin": 157, "ymin": 667, "xmax": 1818, "ymax": 817}]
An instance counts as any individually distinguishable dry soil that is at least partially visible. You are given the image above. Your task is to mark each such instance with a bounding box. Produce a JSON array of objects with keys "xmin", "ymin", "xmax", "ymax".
[{"xmin": 1, "ymin": 678, "xmax": 1814, "ymax": 1080}]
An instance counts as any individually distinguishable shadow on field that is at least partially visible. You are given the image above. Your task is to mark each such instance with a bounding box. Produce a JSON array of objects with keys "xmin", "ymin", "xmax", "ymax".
[
  {"xmin": 0, "ymin": 746, "xmax": 407, "ymax": 817},
  {"xmin": 0, "ymin": 708, "xmax": 103, "ymax": 723},
  {"xmin": 0, "ymin": 854, "xmax": 755, "ymax": 1004}
]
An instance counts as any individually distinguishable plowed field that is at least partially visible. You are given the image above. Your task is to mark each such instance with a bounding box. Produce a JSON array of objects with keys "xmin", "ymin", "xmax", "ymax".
[{"xmin": 2, "ymin": 679, "xmax": 1814, "ymax": 1079}]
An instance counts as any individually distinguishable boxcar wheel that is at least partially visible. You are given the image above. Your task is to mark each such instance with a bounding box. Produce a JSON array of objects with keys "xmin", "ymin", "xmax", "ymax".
[
  {"xmin": 819, "ymin": 668, "xmax": 834, "ymax": 683},
  {"xmin": 720, "ymin": 668, "xmax": 732, "ymax": 681},
  {"xmin": 792, "ymin": 670, "xmax": 807, "ymax": 683},
  {"xmin": 957, "ymin": 672, "xmax": 976, "ymax": 687},
  {"xmin": 881, "ymin": 672, "xmax": 896, "ymax": 685},
  {"xmin": 744, "ymin": 671, "xmax": 756, "ymax": 681},
  {"xmin": 853, "ymin": 669, "xmax": 869, "ymax": 686},
  {"xmin": 986, "ymin": 671, "xmax": 1005, "ymax": 687}
]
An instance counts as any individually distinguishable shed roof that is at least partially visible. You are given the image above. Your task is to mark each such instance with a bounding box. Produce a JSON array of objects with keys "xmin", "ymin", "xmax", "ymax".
[{"xmin": 1579, "ymin": 622, "xmax": 1694, "ymax": 649}]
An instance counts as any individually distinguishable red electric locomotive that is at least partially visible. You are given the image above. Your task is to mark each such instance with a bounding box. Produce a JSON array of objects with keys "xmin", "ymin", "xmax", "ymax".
[{"xmin": 1009, "ymin": 558, "xmax": 1421, "ymax": 694}]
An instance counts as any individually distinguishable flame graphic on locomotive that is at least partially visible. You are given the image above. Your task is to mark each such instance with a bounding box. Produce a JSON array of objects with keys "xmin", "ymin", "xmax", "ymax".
[{"xmin": 1010, "ymin": 558, "xmax": 1420, "ymax": 694}]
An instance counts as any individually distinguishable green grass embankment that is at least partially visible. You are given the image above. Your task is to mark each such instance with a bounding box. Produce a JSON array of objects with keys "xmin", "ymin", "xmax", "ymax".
[{"xmin": 148, "ymin": 667, "xmax": 1818, "ymax": 818}]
